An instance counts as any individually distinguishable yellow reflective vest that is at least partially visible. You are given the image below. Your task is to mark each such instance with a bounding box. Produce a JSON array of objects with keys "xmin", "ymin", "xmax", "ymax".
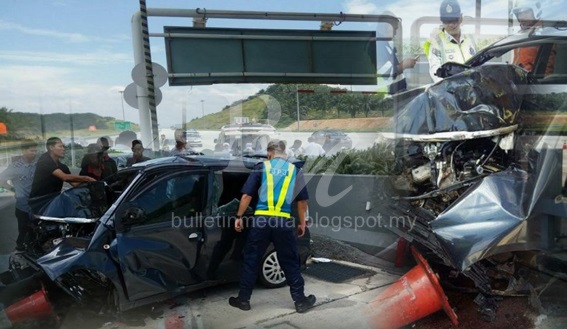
[
  {"xmin": 426, "ymin": 28, "xmax": 477, "ymax": 82},
  {"xmin": 255, "ymin": 159, "xmax": 296, "ymax": 218}
]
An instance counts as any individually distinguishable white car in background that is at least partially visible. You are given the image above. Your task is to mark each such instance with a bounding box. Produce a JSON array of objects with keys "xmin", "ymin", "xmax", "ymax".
[{"xmin": 214, "ymin": 123, "xmax": 276, "ymax": 154}]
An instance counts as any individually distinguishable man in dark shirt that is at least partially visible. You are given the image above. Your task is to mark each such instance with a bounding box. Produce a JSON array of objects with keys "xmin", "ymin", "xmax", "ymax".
[
  {"xmin": 228, "ymin": 139, "xmax": 315, "ymax": 313},
  {"xmin": 126, "ymin": 140, "xmax": 151, "ymax": 167},
  {"xmin": 97, "ymin": 137, "xmax": 117, "ymax": 179},
  {"xmin": 29, "ymin": 137, "xmax": 96, "ymax": 212}
]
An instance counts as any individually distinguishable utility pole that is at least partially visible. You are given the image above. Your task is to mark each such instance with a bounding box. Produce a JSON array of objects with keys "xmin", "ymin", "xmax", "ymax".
[
  {"xmin": 69, "ymin": 101, "xmax": 75, "ymax": 168},
  {"xmin": 119, "ymin": 90, "xmax": 126, "ymax": 122},
  {"xmin": 201, "ymin": 100, "xmax": 205, "ymax": 129},
  {"xmin": 296, "ymin": 85, "xmax": 300, "ymax": 131}
]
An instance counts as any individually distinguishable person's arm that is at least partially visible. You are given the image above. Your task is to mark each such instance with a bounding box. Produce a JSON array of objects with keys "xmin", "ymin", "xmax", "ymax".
[
  {"xmin": 427, "ymin": 28, "xmax": 444, "ymax": 83},
  {"xmin": 296, "ymin": 200, "xmax": 307, "ymax": 238},
  {"xmin": 398, "ymin": 57, "xmax": 417, "ymax": 73},
  {"xmin": 427, "ymin": 44, "xmax": 443, "ymax": 83},
  {"xmin": 234, "ymin": 194, "xmax": 253, "ymax": 232},
  {"xmin": 0, "ymin": 166, "xmax": 15, "ymax": 191},
  {"xmin": 52, "ymin": 168, "xmax": 96, "ymax": 187},
  {"xmin": 235, "ymin": 163, "xmax": 263, "ymax": 232}
]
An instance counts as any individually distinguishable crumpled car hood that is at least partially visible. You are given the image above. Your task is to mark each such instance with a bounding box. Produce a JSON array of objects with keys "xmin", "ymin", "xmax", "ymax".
[{"xmin": 394, "ymin": 64, "xmax": 529, "ymax": 138}]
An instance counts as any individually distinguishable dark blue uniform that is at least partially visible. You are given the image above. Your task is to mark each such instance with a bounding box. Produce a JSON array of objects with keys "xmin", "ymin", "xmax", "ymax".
[{"xmin": 238, "ymin": 158, "xmax": 308, "ymax": 302}]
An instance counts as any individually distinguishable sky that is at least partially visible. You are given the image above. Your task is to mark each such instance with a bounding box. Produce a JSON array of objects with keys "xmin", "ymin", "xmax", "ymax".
[{"xmin": 1, "ymin": 0, "xmax": 566, "ymax": 130}]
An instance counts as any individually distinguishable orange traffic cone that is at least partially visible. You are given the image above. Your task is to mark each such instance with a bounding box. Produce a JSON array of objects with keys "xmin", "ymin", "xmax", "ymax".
[
  {"xmin": 366, "ymin": 245, "xmax": 458, "ymax": 329},
  {"xmin": 0, "ymin": 285, "xmax": 57, "ymax": 328}
]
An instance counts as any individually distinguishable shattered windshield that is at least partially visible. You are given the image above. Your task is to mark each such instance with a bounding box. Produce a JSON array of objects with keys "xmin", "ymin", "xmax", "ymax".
[{"xmin": 37, "ymin": 181, "xmax": 110, "ymax": 220}]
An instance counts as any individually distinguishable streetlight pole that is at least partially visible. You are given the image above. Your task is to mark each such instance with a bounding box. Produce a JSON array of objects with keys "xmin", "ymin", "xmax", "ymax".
[
  {"xmin": 184, "ymin": 87, "xmax": 192, "ymax": 130},
  {"xmin": 200, "ymin": 100, "xmax": 205, "ymax": 129},
  {"xmin": 119, "ymin": 90, "xmax": 126, "ymax": 122},
  {"xmin": 296, "ymin": 84, "xmax": 300, "ymax": 131}
]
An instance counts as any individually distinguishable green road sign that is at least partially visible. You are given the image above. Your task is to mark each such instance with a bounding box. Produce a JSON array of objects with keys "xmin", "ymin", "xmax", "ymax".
[{"xmin": 115, "ymin": 121, "xmax": 131, "ymax": 130}]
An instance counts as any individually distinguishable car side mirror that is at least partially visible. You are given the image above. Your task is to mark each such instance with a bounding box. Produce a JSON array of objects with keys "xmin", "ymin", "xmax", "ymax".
[{"xmin": 122, "ymin": 207, "xmax": 145, "ymax": 226}]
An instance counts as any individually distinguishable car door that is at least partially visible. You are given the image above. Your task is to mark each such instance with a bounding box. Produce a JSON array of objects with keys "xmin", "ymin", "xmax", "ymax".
[{"xmin": 113, "ymin": 169, "xmax": 207, "ymax": 301}]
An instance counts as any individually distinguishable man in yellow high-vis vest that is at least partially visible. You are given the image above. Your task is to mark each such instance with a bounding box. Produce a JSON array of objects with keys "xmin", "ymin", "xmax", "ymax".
[
  {"xmin": 229, "ymin": 140, "xmax": 316, "ymax": 313},
  {"xmin": 426, "ymin": 0, "xmax": 477, "ymax": 83}
]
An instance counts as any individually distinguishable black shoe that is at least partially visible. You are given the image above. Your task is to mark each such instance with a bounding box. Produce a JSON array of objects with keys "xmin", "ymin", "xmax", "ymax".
[
  {"xmin": 295, "ymin": 294, "xmax": 316, "ymax": 313},
  {"xmin": 229, "ymin": 296, "xmax": 251, "ymax": 311}
]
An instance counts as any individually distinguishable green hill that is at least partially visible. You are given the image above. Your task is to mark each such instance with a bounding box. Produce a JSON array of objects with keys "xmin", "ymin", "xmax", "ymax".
[
  {"xmin": 0, "ymin": 107, "xmax": 137, "ymax": 142},
  {"xmin": 185, "ymin": 84, "xmax": 394, "ymax": 130}
]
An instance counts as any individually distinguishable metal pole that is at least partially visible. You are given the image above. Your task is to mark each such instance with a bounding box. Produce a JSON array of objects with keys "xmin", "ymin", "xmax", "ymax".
[
  {"xmin": 132, "ymin": 12, "xmax": 152, "ymax": 147},
  {"xmin": 182, "ymin": 101, "xmax": 187, "ymax": 131},
  {"xmin": 475, "ymin": 0, "xmax": 481, "ymax": 38},
  {"xmin": 119, "ymin": 90, "xmax": 126, "ymax": 122},
  {"xmin": 201, "ymin": 100, "xmax": 205, "ymax": 129},
  {"xmin": 69, "ymin": 101, "xmax": 75, "ymax": 168},
  {"xmin": 185, "ymin": 86, "xmax": 192, "ymax": 130},
  {"xmin": 137, "ymin": 0, "xmax": 159, "ymax": 150},
  {"xmin": 146, "ymin": 8, "xmax": 400, "ymax": 25},
  {"xmin": 39, "ymin": 97, "xmax": 46, "ymax": 141},
  {"xmin": 295, "ymin": 85, "xmax": 300, "ymax": 131},
  {"xmin": 508, "ymin": 0, "xmax": 514, "ymax": 34}
]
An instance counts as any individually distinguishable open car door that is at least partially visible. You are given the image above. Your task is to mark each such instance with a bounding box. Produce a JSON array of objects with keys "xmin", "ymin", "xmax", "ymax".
[{"xmin": 113, "ymin": 170, "xmax": 207, "ymax": 301}]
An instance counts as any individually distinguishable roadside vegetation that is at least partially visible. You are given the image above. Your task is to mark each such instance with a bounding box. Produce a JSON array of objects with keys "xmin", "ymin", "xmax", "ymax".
[{"xmin": 302, "ymin": 143, "xmax": 395, "ymax": 175}]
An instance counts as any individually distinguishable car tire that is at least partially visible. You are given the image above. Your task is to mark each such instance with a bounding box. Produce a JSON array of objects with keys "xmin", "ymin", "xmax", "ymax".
[{"xmin": 258, "ymin": 250, "xmax": 287, "ymax": 288}]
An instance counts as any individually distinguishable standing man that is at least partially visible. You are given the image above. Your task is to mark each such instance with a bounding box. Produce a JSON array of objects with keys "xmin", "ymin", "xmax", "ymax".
[
  {"xmin": 97, "ymin": 137, "xmax": 118, "ymax": 179},
  {"xmin": 425, "ymin": 0, "xmax": 477, "ymax": 82},
  {"xmin": 302, "ymin": 137, "xmax": 325, "ymax": 158},
  {"xmin": 170, "ymin": 129, "xmax": 194, "ymax": 156},
  {"xmin": 376, "ymin": 11, "xmax": 417, "ymax": 94},
  {"xmin": 126, "ymin": 140, "xmax": 151, "ymax": 167},
  {"xmin": 0, "ymin": 140, "xmax": 38, "ymax": 251},
  {"xmin": 159, "ymin": 134, "xmax": 169, "ymax": 152},
  {"xmin": 229, "ymin": 140, "xmax": 316, "ymax": 313},
  {"xmin": 29, "ymin": 137, "xmax": 96, "ymax": 212}
]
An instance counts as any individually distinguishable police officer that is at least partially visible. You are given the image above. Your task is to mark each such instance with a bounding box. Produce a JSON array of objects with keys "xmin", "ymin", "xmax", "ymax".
[
  {"xmin": 425, "ymin": 0, "xmax": 477, "ymax": 82},
  {"xmin": 229, "ymin": 139, "xmax": 316, "ymax": 313}
]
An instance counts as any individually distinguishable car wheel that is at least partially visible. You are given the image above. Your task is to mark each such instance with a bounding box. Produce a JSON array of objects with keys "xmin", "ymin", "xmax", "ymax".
[{"xmin": 259, "ymin": 250, "xmax": 286, "ymax": 288}]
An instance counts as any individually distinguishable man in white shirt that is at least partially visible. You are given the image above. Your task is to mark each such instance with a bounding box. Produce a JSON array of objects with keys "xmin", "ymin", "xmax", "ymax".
[
  {"xmin": 425, "ymin": 0, "xmax": 477, "ymax": 83},
  {"xmin": 302, "ymin": 137, "xmax": 325, "ymax": 158}
]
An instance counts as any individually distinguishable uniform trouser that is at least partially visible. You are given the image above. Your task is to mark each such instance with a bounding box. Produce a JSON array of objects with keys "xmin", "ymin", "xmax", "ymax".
[
  {"xmin": 238, "ymin": 216, "xmax": 305, "ymax": 302},
  {"xmin": 15, "ymin": 208, "xmax": 32, "ymax": 249}
]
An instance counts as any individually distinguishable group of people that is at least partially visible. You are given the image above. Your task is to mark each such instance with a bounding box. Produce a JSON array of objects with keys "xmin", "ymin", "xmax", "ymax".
[
  {"xmin": 0, "ymin": 135, "xmax": 149, "ymax": 251},
  {"xmin": 284, "ymin": 135, "xmax": 345, "ymax": 158},
  {"xmin": 380, "ymin": 0, "xmax": 546, "ymax": 93},
  {"xmin": 0, "ymin": 137, "xmax": 98, "ymax": 251},
  {"xmin": 286, "ymin": 138, "xmax": 325, "ymax": 158}
]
